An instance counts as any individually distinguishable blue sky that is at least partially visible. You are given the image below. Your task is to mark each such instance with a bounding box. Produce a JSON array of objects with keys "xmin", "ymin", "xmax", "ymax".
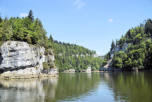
[{"xmin": 0, "ymin": 0, "xmax": 152, "ymax": 55}]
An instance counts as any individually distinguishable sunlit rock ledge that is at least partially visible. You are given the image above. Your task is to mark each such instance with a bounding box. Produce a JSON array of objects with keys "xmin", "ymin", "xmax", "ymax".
[
  {"xmin": 0, "ymin": 73, "xmax": 58, "ymax": 79},
  {"xmin": 0, "ymin": 41, "xmax": 58, "ymax": 79}
]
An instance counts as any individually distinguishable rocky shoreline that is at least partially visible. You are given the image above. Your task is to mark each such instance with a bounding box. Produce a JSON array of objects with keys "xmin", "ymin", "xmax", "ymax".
[
  {"xmin": 0, "ymin": 41, "xmax": 58, "ymax": 79},
  {"xmin": 0, "ymin": 73, "xmax": 58, "ymax": 79}
]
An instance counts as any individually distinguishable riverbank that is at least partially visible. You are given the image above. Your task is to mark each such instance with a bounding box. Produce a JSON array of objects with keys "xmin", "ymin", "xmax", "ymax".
[{"xmin": 0, "ymin": 73, "xmax": 58, "ymax": 80}]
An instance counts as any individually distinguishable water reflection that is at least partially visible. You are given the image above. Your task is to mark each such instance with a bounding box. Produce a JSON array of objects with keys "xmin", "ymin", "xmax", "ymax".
[
  {"xmin": 0, "ymin": 73, "xmax": 101, "ymax": 102},
  {"xmin": 56, "ymin": 73, "xmax": 101, "ymax": 102},
  {"xmin": 1, "ymin": 72, "xmax": 151, "ymax": 102},
  {"xmin": 100, "ymin": 72, "xmax": 152, "ymax": 102},
  {"xmin": 0, "ymin": 78, "xmax": 58, "ymax": 102}
]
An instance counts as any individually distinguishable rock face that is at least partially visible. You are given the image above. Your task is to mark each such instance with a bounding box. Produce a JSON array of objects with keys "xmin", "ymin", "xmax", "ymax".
[
  {"xmin": 48, "ymin": 68, "xmax": 58, "ymax": 75},
  {"xmin": 110, "ymin": 43, "xmax": 129, "ymax": 58},
  {"xmin": 82, "ymin": 67, "xmax": 91, "ymax": 73},
  {"xmin": 0, "ymin": 41, "xmax": 46, "ymax": 75}
]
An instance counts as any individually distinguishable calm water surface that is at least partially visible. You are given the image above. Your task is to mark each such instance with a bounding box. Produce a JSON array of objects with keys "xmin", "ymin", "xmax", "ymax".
[{"xmin": 0, "ymin": 72, "xmax": 152, "ymax": 102}]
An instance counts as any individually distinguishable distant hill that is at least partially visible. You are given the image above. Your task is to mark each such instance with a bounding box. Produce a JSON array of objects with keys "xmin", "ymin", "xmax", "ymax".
[{"xmin": 53, "ymin": 40, "xmax": 103, "ymax": 72}]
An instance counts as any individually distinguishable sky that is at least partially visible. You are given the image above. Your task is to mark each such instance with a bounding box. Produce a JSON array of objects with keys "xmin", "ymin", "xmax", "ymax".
[{"xmin": 0, "ymin": 0, "xmax": 152, "ymax": 55}]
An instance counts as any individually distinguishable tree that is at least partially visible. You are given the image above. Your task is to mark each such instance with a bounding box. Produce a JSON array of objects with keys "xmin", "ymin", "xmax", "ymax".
[
  {"xmin": 49, "ymin": 34, "xmax": 53, "ymax": 42},
  {"xmin": 107, "ymin": 20, "xmax": 152, "ymax": 70},
  {"xmin": 112, "ymin": 57, "xmax": 123, "ymax": 68},
  {"xmin": 145, "ymin": 19, "xmax": 152, "ymax": 35},
  {"xmin": 110, "ymin": 40, "xmax": 115, "ymax": 51},
  {"xmin": 124, "ymin": 58, "xmax": 132, "ymax": 69},
  {"xmin": 53, "ymin": 40, "xmax": 103, "ymax": 71},
  {"xmin": 112, "ymin": 51, "xmax": 127, "ymax": 69},
  {"xmin": 1, "ymin": 19, "xmax": 13, "ymax": 41},
  {"xmin": 134, "ymin": 33, "xmax": 142, "ymax": 44},
  {"xmin": 28, "ymin": 10, "xmax": 34, "ymax": 21},
  {"xmin": 0, "ymin": 17, "xmax": 2, "ymax": 23},
  {"xmin": 144, "ymin": 40, "xmax": 152, "ymax": 69}
]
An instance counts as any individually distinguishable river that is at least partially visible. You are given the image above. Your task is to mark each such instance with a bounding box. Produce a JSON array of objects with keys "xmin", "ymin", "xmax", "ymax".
[{"xmin": 0, "ymin": 72, "xmax": 152, "ymax": 102}]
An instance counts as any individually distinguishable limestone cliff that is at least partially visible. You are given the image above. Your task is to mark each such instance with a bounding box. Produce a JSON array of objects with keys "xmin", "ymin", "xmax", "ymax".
[
  {"xmin": 110, "ymin": 43, "xmax": 129, "ymax": 58},
  {"xmin": 0, "ymin": 41, "xmax": 56, "ymax": 77}
]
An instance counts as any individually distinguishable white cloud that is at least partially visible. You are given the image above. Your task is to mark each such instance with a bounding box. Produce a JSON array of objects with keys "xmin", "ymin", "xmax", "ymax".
[
  {"xmin": 108, "ymin": 18, "xmax": 113, "ymax": 23},
  {"xmin": 19, "ymin": 13, "xmax": 28, "ymax": 18},
  {"xmin": 73, "ymin": 0, "xmax": 85, "ymax": 9}
]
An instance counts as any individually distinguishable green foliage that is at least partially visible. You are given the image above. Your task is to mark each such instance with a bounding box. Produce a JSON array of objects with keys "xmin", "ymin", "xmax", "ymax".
[
  {"xmin": 110, "ymin": 40, "xmax": 115, "ymax": 51},
  {"xmin": 53, "ymin": 41, "xmax": 103, "ymax": 72},
  {"xmin": 0, "ymin": 11, "xmax": 104, "ymax": 72},
  {"xmin": 102, "ymin": 59, "xmax": 108, "ymax": 67},
  {"xmin": 104, "ymin": 52, "xmax": 111, "ymax": 60},
  {"xmin": 43, "ymin": 62, "xmax": 49, "ymax": 70},
  {"xmin": 0, "ymin": 11, "xmax": 55, "ymax": 70},
  {"xmin": 0, "ymin": 11, "xmax": 103, "ymax": 71},
  {"xmin": 145, "ymin": 19, "xmax": 152, "ymax": 35},
  {"xmin": 0, "ymin": 11, "xmax": 49, "ymax": 46},
  {"xmin": 112, "ymin": 51, "xmax": 127, "ymax": 69},
  {"xmin": 0, "ymin": 17, "xmax": 2, "ymax": 23},
  {"xmin": 109, "ymin": 19, "xmax": 152, "ymax": 70},
  {"xmin": 28, "ymin": 10, "xmax": 34, "ymax": 21}
]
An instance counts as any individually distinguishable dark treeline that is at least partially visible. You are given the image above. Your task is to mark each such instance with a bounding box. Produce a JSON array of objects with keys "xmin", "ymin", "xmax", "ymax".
[{"xmin": 104, "ymin": 19, "xmax": 152, "ymax": 70}]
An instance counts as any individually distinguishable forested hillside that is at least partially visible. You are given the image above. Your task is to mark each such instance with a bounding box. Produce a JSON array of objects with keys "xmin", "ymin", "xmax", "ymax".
[
  {"xmin": 104, "ymin": 19, "xmax": 152, "ymax": 70},
  {"xmin": 53, "ymin": 40, "xmax": 103, "ymax": 72},
  {"xmin": 0, "ymin": 10, "xmax": 52, "ymax": 47},
  {"xmin": 0, "ymin": 10, "xmax": 55, "ymax": 70},
  {"xmin": 0, "ymin": 10, "xmax": 103, "ymax": 72}
]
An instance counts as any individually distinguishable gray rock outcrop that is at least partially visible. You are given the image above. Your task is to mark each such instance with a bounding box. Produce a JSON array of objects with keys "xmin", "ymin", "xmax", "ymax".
[
  {"xmin": 110, "ymin": 43, "xmax": 129, "ymax": 58},
  {"xmin": 0, "ymin": 41, "xmax": 45, "ymax": 75}
]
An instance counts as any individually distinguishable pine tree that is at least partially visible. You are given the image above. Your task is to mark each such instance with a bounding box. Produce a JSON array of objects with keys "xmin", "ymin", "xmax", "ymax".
[
  {"xmin": 28, "ymin": 10, "xmax": 34, "ymax": 21},
  {"xmin": 145, "ymin": 19, "xmax": 152, "ymax": 35},
  {"xmin": 0, "ymin": 17, "xmax": 2, "ymax": 23},
  {"xmin": 49, "ymin": 34, "xmax": 53, "ymax": 42},
  {"xmin": 110, "ymin": 40, "xmax": 115, "ymax": 51}
]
